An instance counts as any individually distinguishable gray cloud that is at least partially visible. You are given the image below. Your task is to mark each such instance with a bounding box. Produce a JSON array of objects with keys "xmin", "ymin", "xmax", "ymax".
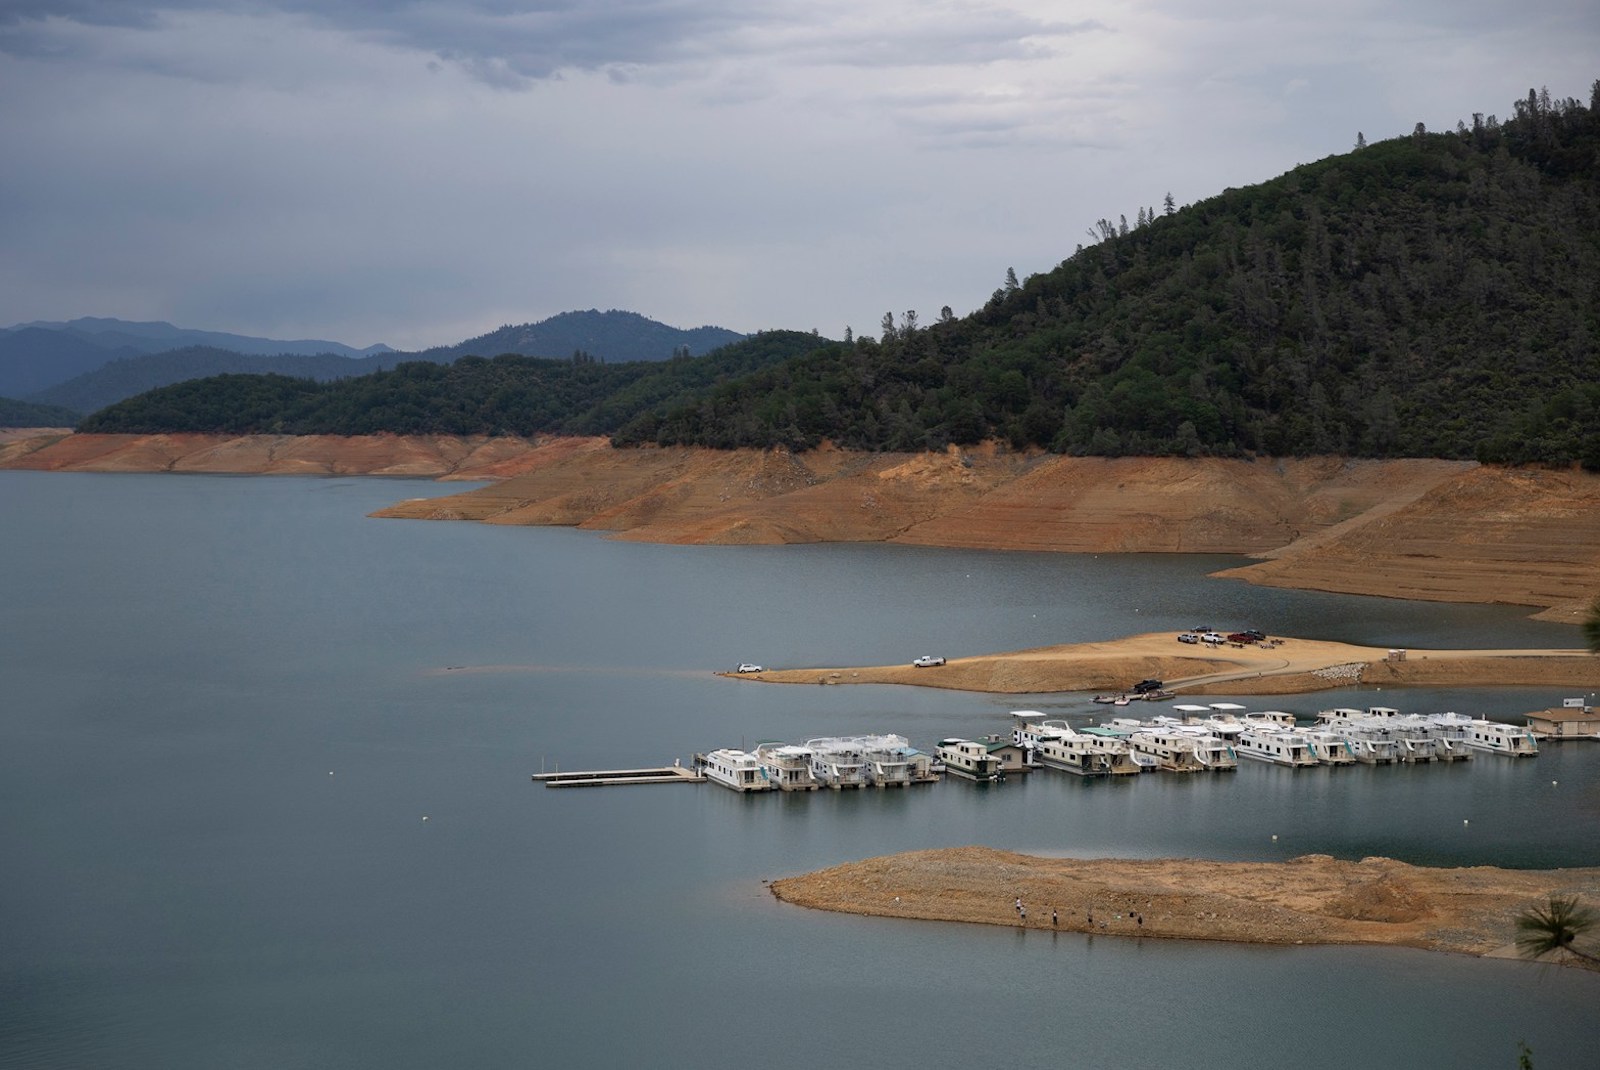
[
  {"xmin": 0, "ymin": 1, "xmax": 1595, "ymax": 348},
  {"xmin": 0, "ymin": 1, "xmax": 1096, "ymax": 85}
]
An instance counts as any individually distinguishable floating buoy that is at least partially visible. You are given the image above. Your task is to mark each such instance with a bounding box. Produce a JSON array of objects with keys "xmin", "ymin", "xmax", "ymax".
[
  {"xmin": 1553, "ymin": 781, "xmax": 1559, "ymax": 786},
  {"xmin": 422, "ymin": 816, "xmax": 430, "ymax": 822},
  {"xmin": 1463, "ymin": 819, "xmax": 1469, "ymax": 825},
  {"xmin": 1271, "ymin": 834, "xmax": 1278, "ymax": 841}
]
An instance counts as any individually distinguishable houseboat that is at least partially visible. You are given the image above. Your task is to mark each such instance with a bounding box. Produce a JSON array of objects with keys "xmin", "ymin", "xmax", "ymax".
[
  {"xmin": 805, "ymin": 737, "xmax": 869, "ymax": 788},
  {"xmin": 1421, "ymin": 713, "xmax": 1474, "ymax": 760},
  {"xmin": 1303, "ymin": 728, "xmax": 1357, "ymax": 765},
  {"xmin": 1166, "ymin": 725, "xmax": 1238, "ymax": 771},
  {"xmin": 702, "ymin": 748, "xmax": 775, "ymax": 792},
  {"xmin": 1235, "ymin": 727, "xmax": 1320, "ymax": 768},
  {"xmin": 1127, "ymin": 730, "xmax": 1206, "ymax": 773},
  {"xmin": 935, "ymin": 738, "xmax": 1004, "ymax": 782},
  {"xmin": 1036, "ymin": 733, "xmax": 1141, "ymax": 776},
  {"xmin": 1244, "ymin": 710, "xmax": 1298, "ymax": 729},
  {"xmin": 754, "ymin": 741, "xmax": 819, "ymax": 791},
  {"xmin": 858, "ymin": 734, "xmax": 915, "ymax": 787},
  {"xmin": 1466, "ymin": 720, "xmax": 1540, "ymax": 757}
]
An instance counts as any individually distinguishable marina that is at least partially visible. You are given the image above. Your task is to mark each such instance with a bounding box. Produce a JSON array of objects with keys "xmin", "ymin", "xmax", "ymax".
[{"xmin": 538, "ymin": 699, "xmax": 1578, "ymax": 791}]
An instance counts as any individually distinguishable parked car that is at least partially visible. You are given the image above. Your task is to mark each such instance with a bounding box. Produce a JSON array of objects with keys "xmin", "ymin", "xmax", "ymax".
[
  {"xmin": 1132, "ymin": 678, "xmax": 1164, "ymax": 694},
  {"xmin": 736, "ymin": 663, "xmax": 764, "ymax": 673},
  {"xmin": 912, "ymin": 655, "xmax": 947, "ymax": 668},
  {"xmin": 1241, "ymin": 629, "xmax": 1267, "ymax": 641},
  {"xmin": 1226, "ymin": 632, "xmax": 1257, "ymax": 644},
  {"xmin": 1201, "ymin": 632, "xmax": 1227, "ymax": 645},
  {"xmin": 1177, "ymin": 633, "xmax": 1200, "ymax": 644}
]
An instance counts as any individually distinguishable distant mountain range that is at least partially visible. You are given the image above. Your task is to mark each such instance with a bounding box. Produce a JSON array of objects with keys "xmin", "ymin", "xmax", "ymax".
[{"xmin": 0, "ymin": 310, "xmax": 748, "ymax": 419}]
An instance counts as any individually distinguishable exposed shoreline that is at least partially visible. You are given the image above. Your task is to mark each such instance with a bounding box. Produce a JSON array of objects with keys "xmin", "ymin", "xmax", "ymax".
[
  {"xmin": 769, "ymin": 846, "xmax": 1600, "ymax": 967},
  {"xmin": 5, "ymin": 432, "xmax": 1599, "ymax": 625},
  {"xmin": 734, "ymin": 631, "xmax": 1599, "ymax": 695}
]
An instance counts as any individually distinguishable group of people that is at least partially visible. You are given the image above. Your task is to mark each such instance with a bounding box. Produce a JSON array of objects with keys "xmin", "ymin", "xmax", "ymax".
[{"xmin": 1013, "ymin": 898, "xmax": 1145, "ymax": 931}]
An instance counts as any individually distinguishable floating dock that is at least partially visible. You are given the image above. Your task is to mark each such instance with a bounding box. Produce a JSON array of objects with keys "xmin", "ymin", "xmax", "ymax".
[{"xmin": 532, "ymin": 765, "xmax": 705, "ymax": 788}]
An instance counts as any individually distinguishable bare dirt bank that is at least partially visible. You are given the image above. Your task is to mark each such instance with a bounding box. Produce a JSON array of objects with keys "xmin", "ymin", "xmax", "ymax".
[
  {"xmin": 6, "ymin": 433, "xmax": 1599, "ymax": 621},
  {"xmin": 0, "ymin": 430, "xmax": 555, "ymax": 479},
  {"xmin": 736, "ymin": 631, "xmax": 1597, "ymax": 695},
  {"xmin": 769, "ymin": 846, "xmax": 1600, "ymax": 964}
]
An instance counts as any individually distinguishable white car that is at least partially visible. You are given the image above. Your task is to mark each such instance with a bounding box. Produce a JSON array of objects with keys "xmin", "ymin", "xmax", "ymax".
[
  {"xmin": 912, "ymin": 655, "xmax": 947, "ymax": 668},
  {"xmin": 736, "ymin": 663, "xmax": 764, "ymax": 673}
]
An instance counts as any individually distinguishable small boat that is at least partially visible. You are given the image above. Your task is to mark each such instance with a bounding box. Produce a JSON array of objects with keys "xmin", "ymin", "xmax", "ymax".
[
  {"xmin": 701, "ymin": 748, "xmax": 776, "ymax": 792},
  {"xmin": 935, "ymin": 738, "xmax": 1004, "ymax": 782}
]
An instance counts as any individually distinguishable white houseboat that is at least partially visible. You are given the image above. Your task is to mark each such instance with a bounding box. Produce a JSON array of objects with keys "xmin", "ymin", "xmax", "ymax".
[
  {"xmin": 1036, "ymin": 733, "xmax": 1142, "ymax": 776},
  {"xmin": 1191, "ymin": 728, "xmax": 1239, "ymax": 771},
  {"xmin": 805, "ymin": 737, "xmax": 869, "ymax": 788},
  {"xmin": 1466, "ymin": 720, "xmax": 1540, "ymax": 757},
  {"xmin": 1304, "ymin": 728, "xmax": 1357, "ymax": 765},
  {"xmin": 1128, "ymin": 730, "xmax": 1206, "ymax": 773},
  {"xmin": 754, "ymin": 741, "xmax": 819, "ymax": 791},
  {"xmin": 1421, "ymin": 713, "xmax": 1474, "ymax": 761},
  {"xmin": 1235, "ymin": 727, "xmax": 1320, "ymax": 768},
  {"xmin": 858, "ymin": 734, "xmax": 915, "ymax": 787},
  {"xmin": 702, "ymin": 748, "xmax": 775, "ymax": 792},
  {"xmin": 935, "ymin": 738, "xmax": 1004, "ymax": 782}
]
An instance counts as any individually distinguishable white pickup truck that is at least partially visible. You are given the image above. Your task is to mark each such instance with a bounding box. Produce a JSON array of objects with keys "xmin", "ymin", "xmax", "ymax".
[{"xmin": 912, "ymin": 655, "xmax": 947, "ymax": 668}]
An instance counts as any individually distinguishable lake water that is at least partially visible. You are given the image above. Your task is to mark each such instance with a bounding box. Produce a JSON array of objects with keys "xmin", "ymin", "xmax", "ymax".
[{"xmin": 2, "ymin": 470, "xmax": 1597, "ymax": 1069}]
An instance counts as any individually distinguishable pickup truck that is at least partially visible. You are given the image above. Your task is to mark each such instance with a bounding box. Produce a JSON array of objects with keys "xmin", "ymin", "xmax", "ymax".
[{"xmin": 912, "ymin": 655, "xmax": 947, "ymax": 668}]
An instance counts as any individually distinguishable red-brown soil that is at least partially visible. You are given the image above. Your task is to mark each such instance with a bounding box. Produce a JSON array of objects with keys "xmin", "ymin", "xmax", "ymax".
[{"xmin": 6, "ymin": 433, "xmax": 1599, "ymax": 623}]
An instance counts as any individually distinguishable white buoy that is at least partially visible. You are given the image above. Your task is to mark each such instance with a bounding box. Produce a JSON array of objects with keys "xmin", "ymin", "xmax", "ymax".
[
  {"xmin": 1553, "ymin": 781, "xmax": 1558, "ymax": 786},
  {"xmin": 328, "ymin": 771, "xmax": 334, "ymax": 776},
  {"xmin": 1271, "ymin": 834, "xmax": 1278, "ymax": 841},
  {"xmin": 1463, "ymin": 819, "xmax": 1469, "ymax": 825},
  {"xmin": 422, "ymin": 816, "xmax": 429, "ymax": 822}
]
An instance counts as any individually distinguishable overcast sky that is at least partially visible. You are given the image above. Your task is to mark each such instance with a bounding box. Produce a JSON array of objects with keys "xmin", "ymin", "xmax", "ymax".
[{"xmin": 1, "ymin": 2, "xmax": 1594, "ymax": 350}]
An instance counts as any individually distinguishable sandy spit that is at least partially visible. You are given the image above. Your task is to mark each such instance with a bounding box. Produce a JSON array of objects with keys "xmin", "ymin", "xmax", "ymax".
[
  {"xmin": 769, "ymin": 846, "xmax": 1600, "ymax": 965},
  {"xmin": 737, "ymin": 631, "xmax": 1598, "ymax": 695}
]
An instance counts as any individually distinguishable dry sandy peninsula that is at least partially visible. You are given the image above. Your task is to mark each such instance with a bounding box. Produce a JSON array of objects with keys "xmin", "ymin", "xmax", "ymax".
[
  {"xmin": 770, "ymin": 847, "xmax": 1600, "ymax": 966},
  {"xmin": 735, "ymin": 631, "xmax": 1599, "ymax": 695}
]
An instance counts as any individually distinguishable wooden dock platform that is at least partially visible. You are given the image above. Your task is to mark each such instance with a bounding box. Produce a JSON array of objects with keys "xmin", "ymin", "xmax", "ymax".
[{"xmin": 532, "ymin": 765, "xmax": 705, "ymax": 788}]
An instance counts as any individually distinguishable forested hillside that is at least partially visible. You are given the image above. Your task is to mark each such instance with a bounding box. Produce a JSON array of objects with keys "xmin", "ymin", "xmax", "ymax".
[
  {"xmin": 79, "ymin": 84, "xmax": 1599, "ymax": 466},
  {"xmin": 80, "ymin": 331, "xmax": 826, "ymax": 436},
  {"xmin": 0, "ymin": 396, "xmax": 79, "ymax": 426},
  {"xmin": 623, "ymin": 85, "xmax": 1599, "ymax": 465}
]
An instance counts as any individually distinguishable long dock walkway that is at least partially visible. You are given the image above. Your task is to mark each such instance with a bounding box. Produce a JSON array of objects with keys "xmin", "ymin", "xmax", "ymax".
[{"xmin": 532, "ymin": 765, "xmax": 705, "ymax": 788}]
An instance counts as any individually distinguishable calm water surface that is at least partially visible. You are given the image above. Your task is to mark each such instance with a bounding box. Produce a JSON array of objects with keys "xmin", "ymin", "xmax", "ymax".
[{"xmin": 2, "ymin": 471, "xmax": 1597, "ymax": 1069}]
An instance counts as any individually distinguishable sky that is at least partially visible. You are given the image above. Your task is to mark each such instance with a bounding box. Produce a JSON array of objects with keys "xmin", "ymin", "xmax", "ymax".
[{"xmin": 1, "ymin": 2, "xmax": 1595, "ymax": 351}]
